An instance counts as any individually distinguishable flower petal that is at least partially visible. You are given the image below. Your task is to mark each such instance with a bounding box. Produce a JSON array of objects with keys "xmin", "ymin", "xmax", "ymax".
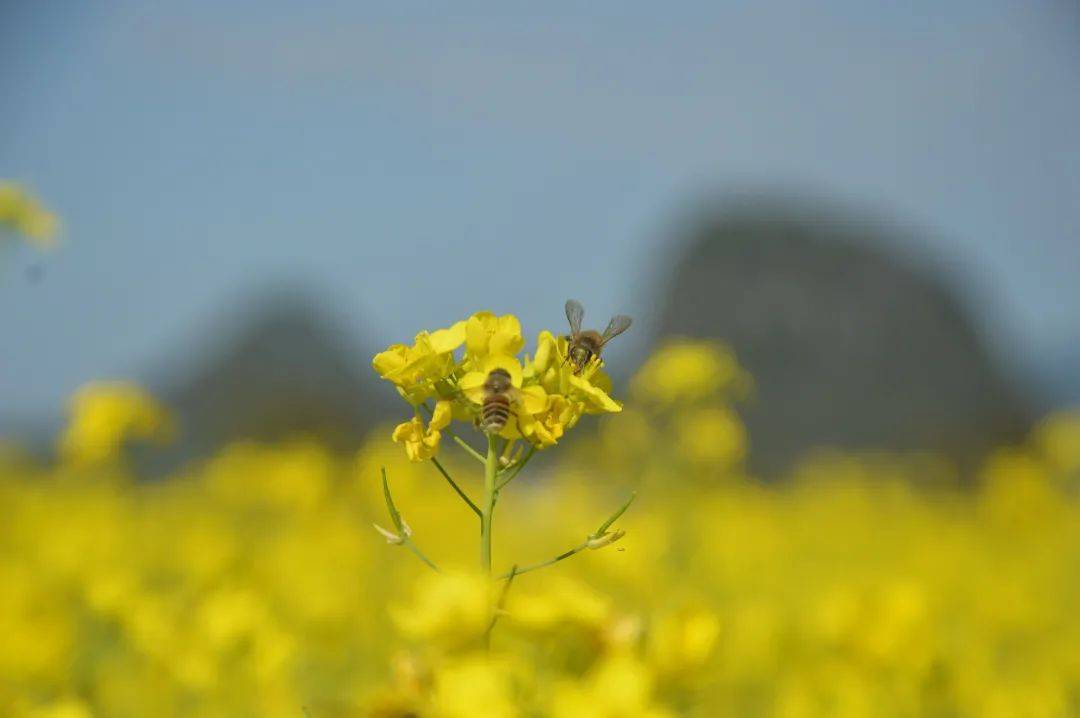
[
  {"xmin": 430, "ymin": 399, "xmax": 454, "ymax": 431},
  {"xmin": 429, "ymin": 321, "xmax": 467, "ymax": 354}
]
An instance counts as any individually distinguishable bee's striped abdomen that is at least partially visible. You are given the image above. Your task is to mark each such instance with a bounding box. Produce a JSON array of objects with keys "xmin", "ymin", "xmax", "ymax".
[{"xmin": 481, "ymin": 393, "xmax": 512, "ymax": 433}]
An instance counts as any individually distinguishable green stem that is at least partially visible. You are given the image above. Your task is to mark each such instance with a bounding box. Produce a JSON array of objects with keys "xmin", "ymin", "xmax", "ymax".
[
  {"xmin": 486, "ymin": 564, "xmax": 518, "ymax": 637},
  {"xmin": 380, "ymin": 467, "xmax": 440, "ymax": 572},
  {"xmin": 452, "ymin": 435, "xmax": 487, "ymax": 464},
  {"xmin": 420, "ymin": 402, "xmax": 486, "ymax": 464},
  {"xmin": 594, "ymin": 491, "xmax": 637, "ymax": 537},
  {"xmin": 495, "ymin": 445, "xmax": 536, "ymax": 492},
  {"xmin": 496, "ymin": 542, "xmax": 589, "ymax": 579},
  {"xmin": 494, "ymin": 492, "xmax": 636, "ymax": 580},
  {"xmin": 429, "ymin": 457, "xmax": 482, "ymax": 517},
  {"xmin": 404, "ymin": 541, "xmax": 440, "ymax": 572},
  {"xmin": 480, "ymin": 434, "xmax": 498, "ymax": 574}
]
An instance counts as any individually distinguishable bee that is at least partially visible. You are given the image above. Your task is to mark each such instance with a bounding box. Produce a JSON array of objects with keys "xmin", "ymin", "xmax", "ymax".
[
  {"xmin": 564, "ymin": 299, "xmax": 633, "ymax": 374},
  {"xmin": 479, "ymin": 368, "xmax": 516, "ymax": 434}
]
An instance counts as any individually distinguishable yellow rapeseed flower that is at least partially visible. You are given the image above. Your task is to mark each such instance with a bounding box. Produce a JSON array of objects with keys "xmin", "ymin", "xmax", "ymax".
[
  {"xmin": 1032, "ymin": 409, "xmax": 1080, "ymax": 477},
  {"xmin": 505, "ymin": 575, "xmax": 613, "ymax": 632},
  {"xmin": 648, "ymin": 607, "xmax": 721, "ymax": 677},
  {"xmin": 518, "ymin": 393, "xmax": 581, "ymax": 447},
  {"xmin": 551, "ymin": 654, "xmax": 673, "ymax": 718},
  {"xmin": 391, "ymin": 571, "xmax": 492, "ymax": 650},
  {"xmin": 631, "ymin": 340, "xmax": 749, "ymax": 405},
  {"xmin": 392, "ymin": 399, "xmax": 453, "ymax": 462},
  {"xmin": 674, "ymin": 406, "xmax": 747, "ymax": 467},
  {"xmin": 0, "ymin": 181, "xmax": 60, "ymax": 248},
  {"xmin": 58, "ymin": 382, "xmax": 173, "ymax": 465},
  {"xmin": 465, "ymin": 312, "xmax": 524, "ymax": 365},
  {"xmin": 375, "ymin": 314, "xmax": 624, "ymax": 458},
  {"xmin": 430, "ymin": 655, "xmax": 521, "ymax": 718},
  {"xmin": 372, "ymin": 322, "xmax": 466, "ymax": 404}
]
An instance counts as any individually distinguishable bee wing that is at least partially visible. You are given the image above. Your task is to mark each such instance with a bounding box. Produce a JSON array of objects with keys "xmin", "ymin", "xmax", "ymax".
[
  {"xmin": 565, "ymin": 299, "xmax": 585, "ymax": 336},
  {"xmin": 599, "ymin": 314, "xmax": 633, "ymax": 346}
]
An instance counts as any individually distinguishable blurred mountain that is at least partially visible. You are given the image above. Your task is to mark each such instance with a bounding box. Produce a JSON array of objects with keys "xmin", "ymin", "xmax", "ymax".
[
  {"xmin": 154, "ymin": 291, "xmax": 391, "ymax": 464},
  {"xmin": 1035, "ymin": 346, "xmax": 1080, "ymax": 409},
  {"xmin": 654, "ymin": 201, "xmax": 1033, "ymax": 477}
]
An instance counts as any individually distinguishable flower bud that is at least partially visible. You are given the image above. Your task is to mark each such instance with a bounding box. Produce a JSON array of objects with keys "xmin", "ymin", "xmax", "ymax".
[
  {"xmin": 587, "ymin": 529, "xmax": 625, "ymax": 550},
  {"xmin": 373, "ymin": 523, "xmax": 405, "ymax": 545}
]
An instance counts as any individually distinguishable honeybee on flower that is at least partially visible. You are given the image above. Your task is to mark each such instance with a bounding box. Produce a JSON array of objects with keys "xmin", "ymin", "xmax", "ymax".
[
  {"xmin": 563, "ymin": 299, "xmax": 633, "ymax": 376},
  {"xmin": 370, "ymin": 306, "xmax": 637, "ymax": 608},
  {"xmin": 372, "ymin": 309, "xmax": 625, "ymax": 462}
]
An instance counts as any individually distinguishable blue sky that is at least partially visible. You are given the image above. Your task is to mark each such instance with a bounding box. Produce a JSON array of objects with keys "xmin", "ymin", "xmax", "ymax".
[{"xmin": 2, "ymin": 1, "xmax": 1079, "ymax": 422}]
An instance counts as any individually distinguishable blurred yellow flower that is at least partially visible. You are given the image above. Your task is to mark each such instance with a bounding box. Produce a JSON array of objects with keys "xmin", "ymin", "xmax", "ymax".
[
  {"xmin": 506, "ymin": 575, "xmax": 613, "ymax": 632},
  {"xmin": 23, "ymin": 699, "xmax": 94, "ymax": 718},
  {"xmin": 1032, "ymin": 409, "xmax": 1080, "ymax": 477},
  {"xmin": 674, "ymin": 405, "xmax": 746, "ymax": 467},
  {"xmin": 0, "ymin": 181, "xmax": 59, "ymax": 247},
  {"xmin": 430, "ymin": 655, "xmax": 521, "ymax": 718},
  {"xmin": 648, "ymin": 607, "xmax": 721, "ymax": 677},
  {"xmin": 631, "ymin": 340, "xmax": 749, "ymax": 405},
  {"xmin": 552, "ymin": 654, "xmax": 672, "ymax": 718},
  {"xmin": 391, "ymin": 571, "xmax": 492, "ymax": 650},
  {"xmin": 58, "ymin": 381, "xmax": 173, "ymax": 465}
]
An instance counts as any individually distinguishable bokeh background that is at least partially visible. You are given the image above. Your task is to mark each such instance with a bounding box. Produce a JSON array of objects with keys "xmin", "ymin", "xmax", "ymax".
[
  {"xmin": 4, "ymin": 1, "xmax": 1080, "ymax": 466},
  {"xmin": 3, "ymin": 2, "xmax": 1080, "ymax": 717}
]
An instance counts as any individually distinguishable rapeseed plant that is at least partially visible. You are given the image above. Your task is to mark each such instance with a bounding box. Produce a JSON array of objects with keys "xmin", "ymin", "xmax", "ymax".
[{"xmin": 371, "ymin": 308, "xmax": 636, "ymax": 643}]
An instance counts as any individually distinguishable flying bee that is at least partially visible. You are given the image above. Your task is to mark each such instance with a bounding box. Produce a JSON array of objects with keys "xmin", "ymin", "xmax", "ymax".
[
  {"xmin": 479, "ymin": 367, "xmax": 517, "ymax": 434},
  {"xmin": 564, "ymin": 299, "xmax": 633, "ymax": 375}
]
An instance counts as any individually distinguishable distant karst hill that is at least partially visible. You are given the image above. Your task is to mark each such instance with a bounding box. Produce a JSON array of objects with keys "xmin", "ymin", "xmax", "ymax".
[
  {"xmin": 156, "ymin": 291, "xmax": 392, "ymax": 463},
  {"xmin": 140, "ymin": 199, "xmax": 1033, "ymax": 480},
  {"xmin": 654, "ymin": 201, "xmax": 1032, "ymax": 477}
]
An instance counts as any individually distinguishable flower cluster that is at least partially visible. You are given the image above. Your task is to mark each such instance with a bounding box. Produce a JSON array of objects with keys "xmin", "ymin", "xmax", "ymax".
[{"xmin": 373, "ymin": 312, "xmax": 622, "ymax": 461}]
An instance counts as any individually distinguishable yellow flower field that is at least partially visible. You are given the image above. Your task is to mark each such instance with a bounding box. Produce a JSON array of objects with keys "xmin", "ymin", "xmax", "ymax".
[{"xmin": 2, "ymin": 339, "xmax": 1079, "ymax": 717}]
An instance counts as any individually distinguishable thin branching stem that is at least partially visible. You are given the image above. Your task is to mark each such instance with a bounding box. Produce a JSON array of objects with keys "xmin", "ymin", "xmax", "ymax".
[
  {"xmin": 404, "ymin": 542, "xmax": 439, "ymax": 572},
  {"xmin": 380, "ymin": 468, "xmax": 440, "ymax": 572},
  {"xmin": 480, "ymin": 435, "xmax": 498, "ymax": 573},
  {"xmin": 420, "ymin": 401, "xmax": 486, "ymax": 464},
  {"xmin": 594, "ymin": 491, "xmax": 637, "ymax": 537},
  {"xmin": 497, "ymin": 542, "xmax": 588, "ymax": 579},
  {"xmin": 495, "ymin": 445, "xmax": 537, "ymax": 492},
  {"xmin": 486, "ymin": 564, "xmax": 518, "ymax": 640},
  {"xmin": 495, "ymin": 491, "xmax": 636, "ymax": 580},
  {"xmin": 429, "ymin": 457, "xmax": 481, "ymax": 517},
  {"xmin": 452, "ymin": 435, "xmax": 487, "ymax": 464}
]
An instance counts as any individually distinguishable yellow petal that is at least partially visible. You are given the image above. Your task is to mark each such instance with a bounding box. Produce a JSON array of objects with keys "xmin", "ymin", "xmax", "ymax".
[
  {"xmin": 458, "ymin": 372, "xmax": 488, "ymax": 404},
  {"xmin": 430, "ymin": 399, "xmax": 453, "ymax": 431},
  {"xmin": 372, "ymin": 345, "xmax": 410, "ymax": 378},
  {"xmin": 519, "ymin": 385, "xmax": 548, "ymax": 415},
  {"xmin": 392, "ymin": 419, "xmax": 420, "ymax": 443},
  {"xmin": 429, "ymin": 321, "xmax": 467, "ymax": 354},
  {"xmin": 490, "ymin": 315, "xmax": 524, "ymax": 356},
  {"xmin": 481, "ymin": 354, "xmax": 523, "ymax": 388},
  {"xmin": 533, "ymin": 331, "xmax": 558, "ymax": 373},
  {"xmin": 465, "ymin": 312, "xmax": 497, "ymax": 358},
  {"xmin": 568, "ymin": 374, "xmax": 622, "ymax": 413}
]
